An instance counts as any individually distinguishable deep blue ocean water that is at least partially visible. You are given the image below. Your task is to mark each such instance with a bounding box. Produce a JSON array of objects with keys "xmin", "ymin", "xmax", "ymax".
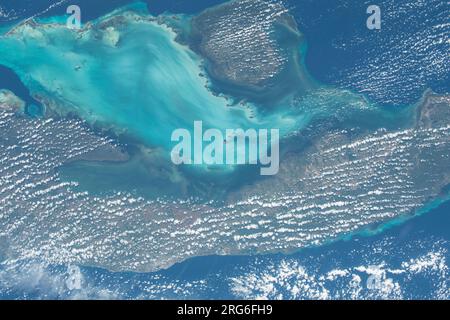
[
  {"xmin": 286, "ymin": 0, "xmax": 450, "ymax": 106},
  {"xmin": 0, "ymin": 0, "xmax": 229, "ymax": 23},
  {"xmin": 0, "ymin": 0, "xmax": 448, "ymax": 299}
]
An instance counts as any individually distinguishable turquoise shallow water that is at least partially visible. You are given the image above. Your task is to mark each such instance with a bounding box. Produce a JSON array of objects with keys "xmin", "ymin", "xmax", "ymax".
[
  {"xmin": 0, "ymin": 3, "xmax": 391, "ymax": 194},
  {"xmin": 0, "ymin": 6, "xmax": 302, "ymax": 157},
  {"xmin": 0, "ymin": 17, "xmax": 239, "ymax": 141}
]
